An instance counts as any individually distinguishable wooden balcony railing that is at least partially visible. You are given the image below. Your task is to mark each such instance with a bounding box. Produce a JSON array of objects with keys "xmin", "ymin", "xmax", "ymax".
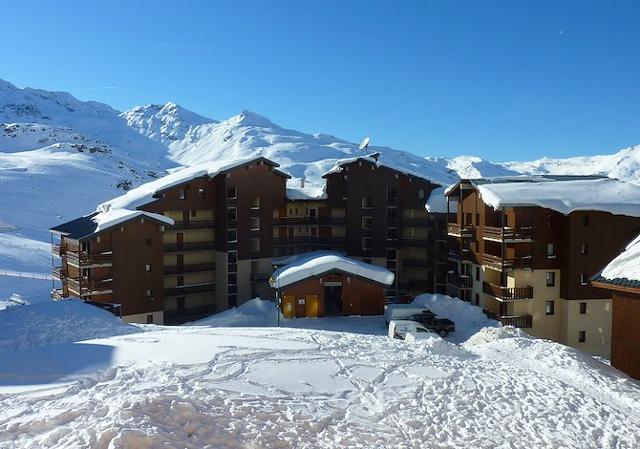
[
  {"xmin": 164, "ymin": 283, "xmax": 216, "ymax": 297},
  {"xmin": 401, "ymin": 237, "xmax": 432, "ymax": 247},
  {"xmin": 483, "ymin": 309, "xmax": 532, "ymax": 328},
  {"xmin": 448, "ymin": 273, "xmax": 473, "ymax": 289},
  {"xmin": 402, "ymin": 258, "xmax": 429, "ymax": 267},
  {"xmin": 482, "ymin": 282, "xmax": 534, "ymax": 300},
  {"xmin": 66, "ymin": 251, "xmax": 112, "ymax": 267},
  {"xmin": 482, "ymin": 253, "xmax": 533, "ymax": 270},
  {"xmin": 164, "ymin": 242, "xmax": 216, "ymax": 252},
  {"xmin": 448, "ymin": 249, "xmax": 473, "ymax": 262},
  {"xmin": 402, "ymin": 218, "xmax": 430, "ymax": 227},
  {"xmin": 272, "ymin": 217, "xmax": 346, "ymax": 226},
  {"xmin": 51, "ymin": 244, "xmax": 64, "ymax": 257},
  {"xmin": 169, "ymin": 220, "xmax": 216, "ymax": 230},
  {"xmin": 483, "ymin": 226, "xmax": 534, "ymax": 242},
  {"xmin": 272, "ymin": 236, "xmax": 346, "ymax": 246},
  {"xmin": 448, "ymin": 223, "xmax": 474, "ymax": 238},
  {"xmin": 67, "ymin": 277, "xmax": 113, "ymax": 295},
  {"xmin": 164, "ymin": 263, "xmax": 216, "ymax": 275},
  {"xmin": 52, "ymin": 266, "xmax": 66, "ymax": 280}
]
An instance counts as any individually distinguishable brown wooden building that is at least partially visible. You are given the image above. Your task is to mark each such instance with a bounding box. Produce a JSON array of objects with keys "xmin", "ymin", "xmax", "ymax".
[
  {"xmin": 445, "ymin": 175, "xmax": 640, "ymax": 356},
  {"xmin": 270, "ymin": 252, "xmax": 394, "ymax": 318},
  {"xmin": 592, "ymin": 235, "xmax": 640, "ymax": 378},
  {"xmin": 51, "ymin": 154, "xmax": 445, "ymax": 324}
]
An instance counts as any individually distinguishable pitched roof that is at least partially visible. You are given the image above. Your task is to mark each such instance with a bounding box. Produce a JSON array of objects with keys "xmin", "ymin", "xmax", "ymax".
[
  {"xmin": 50, "ymin": 209, "xmax": 173, "ymax": 240},
  {"xmin": 269, "ymin": 251, "xmax": 395, "ymax": 288},
  {"xmin": 591, "ymin": 234, "xmax": 640, "ymax": 291},
  {"xmin": 445, "ymin": 175, "xmax": 640, "ymax": 217}
]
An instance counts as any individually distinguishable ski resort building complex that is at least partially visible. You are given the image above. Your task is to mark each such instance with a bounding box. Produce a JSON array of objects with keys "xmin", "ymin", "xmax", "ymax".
[
  {"xmin": 445, "ymin": 175, "xmax": 640, "ymax": 357},
  {"xmin": 50, "ymin": 154, "xmax": 446, "ymax": 324}
]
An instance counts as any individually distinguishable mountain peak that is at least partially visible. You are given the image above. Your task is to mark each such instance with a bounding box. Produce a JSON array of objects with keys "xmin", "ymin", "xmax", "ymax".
[{"xmin": 229, "ymin": 110, "xmax": 279, "ymax": 129}]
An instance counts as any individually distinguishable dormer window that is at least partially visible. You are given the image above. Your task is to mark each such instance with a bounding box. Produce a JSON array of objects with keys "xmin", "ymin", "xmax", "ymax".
[{"xmin": 227, "ymin": 186, "xmax": 237, "ymax": 199}]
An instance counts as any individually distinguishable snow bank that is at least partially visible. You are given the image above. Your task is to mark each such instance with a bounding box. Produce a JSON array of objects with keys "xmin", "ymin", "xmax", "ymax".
[
  {"xmin": 599, "ymin": 233, "xmax": 640, "ymax": 283},
  {"xmin": 191, "ymin": 298, "xmax": 279, "ymax": 327},
  {"xmin": 271, "ymin": 251, "xmax": 395, "ymax": 288},
  {"xmin": 411, "ymin": 294, "xmax": 499, "ymax": 343},
  {"xmin": 0, "ymin": 299, "xmax": 140, "ymax": 353},
  {"xmin": 464, "ymin": 326, "xmax": 528, "ymax": 347}
]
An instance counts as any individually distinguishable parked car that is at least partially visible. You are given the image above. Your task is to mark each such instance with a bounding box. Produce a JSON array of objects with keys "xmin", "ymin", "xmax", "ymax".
[
  {"xmin": 388, "ymin": 320, "xmax": 435, "ymax": 340},
  {"xmin": 384, "ymin": 304, "xmax": 430, "ymax": 324},
  {"xmin": 406, "ymin": 313, "xmax": 455, "ymax": 337}
]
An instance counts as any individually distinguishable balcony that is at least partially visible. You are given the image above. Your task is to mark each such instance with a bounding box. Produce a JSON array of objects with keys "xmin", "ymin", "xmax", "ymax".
[
  {"xmin": 448, "ymin": 223, "xmax": 474, "ymax": 238},
  {"xmin": 448, "ymin": 273, "xmax": 473, "ymax": 289},
  {"xmin": 164, "ymin": 241, "xmax": 216, "ymax": 252},
  {"xmin": 272, "ymin": 236, "xmax": 346, "ymax": 247},
  {"xmin": 403, "ymin": 217, "xmax": 430, "ymax": 227},
  {"xmin": 66, "ymin": 251, "xmax": 112, "ymax": 267},
  {"xmin": 399, "ymin": 279, "xmax": 432, "ymax": 291},
  {"xmin": 448, "ymin": 249, "xmax": 473, "ymax": 262},
  {"xmin": 483, "ymin": 282, "xmax": 534, "ymax": 301},
  {"xmin": 164, "ymin": 283, "xmax": 216, "ymax": 297},
  {"xmin": 483, "ymin": 226, "xmax": 534, "ymax": 242},
  {"xmin": 164, "ymin": 263, "xmax": 216, "ymax": 275},
  {"xmin": 169, "ymin": 220, "xmax": 216, "ymax": 230},
  {"xmin": 51, "ymin": 244, "xmax": 65, "ymax": 257},
  {"xmin": 401, "ymin": 237, "xmax": 431, "ymax": 247},
  {"xmin": 483, "ymin": 309, "xmax": 532, "ymax": 328},
  {"xmin": 164, "ymin": 304, "xmax": 217, "ymax": 325},
  {"xmin": 272, "ymin": 217, "xmax": 346, "ymax": 226},
  {"xmin": 482, "ymin": 253, "xmax": 532, "ymax": 271},
  {"xmin": 52, "ymin": 266, "xmax": 66, "ymax": 280},
  {"xmin": 250, "ymin": 272, "xmax": 271, "ymax": 282},
  {"xmin": 67, "ymin": 277, "xmax": 113, "ymax": 295}
]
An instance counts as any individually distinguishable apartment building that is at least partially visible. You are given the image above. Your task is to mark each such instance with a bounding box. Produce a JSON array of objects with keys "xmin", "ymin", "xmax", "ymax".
[
  {"xmin": 445, "ymin": 175, "xmax": 640, "ymax": 356},
  {"xmin": 591, "ymin": 234, "xmax": 640, "ymax": 378},
  {"xmin": 51, "ymin": 154, "xmax": 445, "ymax": 324}
]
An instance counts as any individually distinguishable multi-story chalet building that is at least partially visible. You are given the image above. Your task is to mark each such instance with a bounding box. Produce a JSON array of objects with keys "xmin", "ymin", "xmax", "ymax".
[
  {"xmin": 445, "ymin": 175, "xmax": 640, "ymax": 356},
  {"xmin": 591, "ymin": 235, "xmax": 640, "ymax": 378},
  {"xmin": 51, "ymin": 154, "xmax": 445, "ymax": 324}
]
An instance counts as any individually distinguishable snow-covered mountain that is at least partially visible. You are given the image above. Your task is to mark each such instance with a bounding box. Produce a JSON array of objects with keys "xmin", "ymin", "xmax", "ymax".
[{"xmin": 1, "ymin": 77, "xmax": 639, "ymax": 281}]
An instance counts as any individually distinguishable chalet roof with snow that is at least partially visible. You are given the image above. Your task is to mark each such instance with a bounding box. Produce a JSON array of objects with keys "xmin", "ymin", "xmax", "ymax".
[
  {"xmin": 269, "ymin": 251, "xmax": 395, "ymax": 288},
  {"xmin": 98, "ymin": 156, "xmax": 289, "ymax": 212},
  {"xmin": 591, "ymin": 234, "xmax": 640, "ymax": 291},
  {"xmin": 445, "ymin": 175, "xmax": 640, "ymax": 217},
  {"xmin": 50, "ymin": 209, "xmax": 174, "ymax": 240}
]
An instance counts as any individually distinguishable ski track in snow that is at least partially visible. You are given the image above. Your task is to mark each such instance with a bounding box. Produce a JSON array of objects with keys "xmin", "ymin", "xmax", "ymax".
[{"xmin": 1, "ymin": 323, "xmax": 639, "ymax": 449}]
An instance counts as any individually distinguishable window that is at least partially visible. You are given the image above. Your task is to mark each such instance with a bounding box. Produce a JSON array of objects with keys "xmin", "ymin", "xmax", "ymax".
[
  {"xmin": 250, "ymin": 216, "xmax": 260, "ymax": 231},
  {"xmin": 227, "ymin": 186, "xmax": 237, "ymax": 199},
  {"xmin": 418, "ymin": 189, "xmax": 424, "ymax": 199},
  {"xmin": 475, "ymin": 267, "xmax": 480, "ymax": 281},
  {"xmin": 475, "ymin": 213, "xmax": 480, "ymax": 225},
  {"xmin": 228, "ymin": 273, "xmax": 237, "ymax": 285},
  {"xmin": 580, "ymin": 302, "xmax": 587, "ymax": 314},
  {"xmin": 227, "ymin": 207, "xmax": 237, "ymax": 222},
  {"xmin": 228, "ymin": 251, "xmax": 237, "ymax": 264},
  {"xmin": 190, "ymin": 210, "xmax": 197, "ymax": 218},
  {"xmin": 179, "ymin": 189, "xmax": 186, "ymax": 200},
  {"xmin": 578, "ymin": 331, "xmax": 586, "ymax": 343},
  {"xmin": 387, "ymin": 207, "xmax": 398, "ymax": 221},
  {"xmin": 475, "ymin": 293, "xmax": 479, "ymax": 305},
  {"xmin": 362, "ymin": 237, "xmax": 373, "ymax": 250},
  {"xmin": 580, "ymin": 273, "xmax": 588, "ymax": 285},
  {"xmin": 146, "ymin": 314, "xmax": 154, "ymax": 324},
  {"xmin": 387, "ymin": 228, "xmax": 398, "ymax": 241},
  {"xmin": 250, "ymin": 238, "xmax": 261, "ymax": 253},
  {"xmin": 146, "ymin": 289, "xmax": 152, "ymax": 297},
  {"xmin": 146, "ymin": 238, "xmax": 152, "ymax": 247},
  {"xmin": 228, "ymin": 229, "xmax": 238, "ymax": 243},
  {"xmin": 96, "ymin": 236, "xmax": 101, "ymax": 243},
  {"xmin": 361, "ymin": 197, "xmax": 373, "ymax": 209},
  {"xmin": 362, "ymin": 216, "xmax": 373, "ymax": 230},
  {"xmin": 387, "ymin": 187, "xmax": 398, "ymax": 200},
  {"xmin": 386, "ymin": 249, "xmax": 397, "ymax": 260},
  {"xmin": 198, "ymin": 188, "xmax": 206, "ymax": 196},
  {"xmin": 581, "ymin": 243, "xmax": 588, "ymax": 255},
  {"xmin": 546, "ymin": 272, "xmax": 555, "ymax": 287},
  {"xmin": 145, "ymin": 264, "xmax": 151, "ymax": 273},
  {"xmin": 583, "ymin": 215, "xmax": 589, "ymax": 227},
  {"xmin": 547, "ymin": 243, "xmax": 555, "ymax": 258},
  {"xmin": 545, "ymin": 300, "xmax": 555, "ymax": 316},
  {"xmin": 250, "ymin": 197, "xmax": 261, "ymax": 209}
]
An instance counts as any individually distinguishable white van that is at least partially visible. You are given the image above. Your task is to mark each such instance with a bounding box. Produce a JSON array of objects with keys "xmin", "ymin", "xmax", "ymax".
[
  {"xmin": 384, "ymin": 304, "xmax": 429, "ymax": 324},
  {"xmin": 388, "ymin": 320, "xmax": 434, "ymax": 340}
]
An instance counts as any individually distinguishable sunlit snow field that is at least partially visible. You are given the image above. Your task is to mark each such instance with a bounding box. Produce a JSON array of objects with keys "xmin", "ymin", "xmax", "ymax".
[{"xmin": 1, "ymin": 296, "xmax": 639, "ymax": 449}]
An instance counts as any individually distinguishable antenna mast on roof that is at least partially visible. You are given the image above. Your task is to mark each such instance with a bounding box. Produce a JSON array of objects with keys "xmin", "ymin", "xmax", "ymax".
[{"xmin": 359, "ymin": 136, "xmax": 370, "ymax": 152}]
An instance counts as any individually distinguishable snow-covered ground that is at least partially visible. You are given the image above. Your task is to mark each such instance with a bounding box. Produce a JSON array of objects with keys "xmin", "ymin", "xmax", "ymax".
[{"xmin": 1, "ymin": 295, "xmax": 639, "ymax": 448}]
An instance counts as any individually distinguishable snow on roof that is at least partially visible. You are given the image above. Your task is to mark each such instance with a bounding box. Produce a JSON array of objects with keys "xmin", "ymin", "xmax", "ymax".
[
  {"xmin": 98, "ymin": 156, "xmax": 278, "ymax": 212},
  {"xmin": 286, "ymin": 185, "xmax": 328, "ymax": 201},
  {"xmin": 447, "ymin": 176, "xmax": 640, "ymax": 217},
  {"xmin": 270, "ymin": 251, "xmax": 395, "ymax": 288},
  {"xmin": 425, "ymin": 187, "xmax": 455, "ymax": 213},
  {"xmin": 93, "ymin": 208, "xmax": 174, "ymax": 232},
  {"xmin": 593, "ymin": 234, "xmax": 640, "ymax": 288}
]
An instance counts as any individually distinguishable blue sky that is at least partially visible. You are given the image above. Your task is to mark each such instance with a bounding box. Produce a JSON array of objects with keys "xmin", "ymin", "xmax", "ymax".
[{"xmin": 1, "ymin": 1, "xmax": 638, "ymax": 160}]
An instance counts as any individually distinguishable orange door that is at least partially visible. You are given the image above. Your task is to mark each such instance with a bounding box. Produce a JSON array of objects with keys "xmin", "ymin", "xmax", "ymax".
[
  {"xmin": 305, "ymin": 295, "xmax": 319, "ymax": 317},
  {"xmin": 282, "ymin": 296, "xmax": 296, "ymax": 319}
]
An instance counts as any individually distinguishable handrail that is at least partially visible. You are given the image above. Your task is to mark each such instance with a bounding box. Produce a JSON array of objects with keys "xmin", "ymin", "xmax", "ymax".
[{"xmin": 482, "ymin": 281, "xmax": 533, "ymax": 300}]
